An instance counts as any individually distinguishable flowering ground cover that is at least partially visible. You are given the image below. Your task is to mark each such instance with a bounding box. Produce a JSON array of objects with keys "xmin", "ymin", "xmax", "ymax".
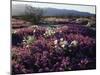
[{"xmin": 11, "ymin": 20, "xmax": 96, "ymax": 74}]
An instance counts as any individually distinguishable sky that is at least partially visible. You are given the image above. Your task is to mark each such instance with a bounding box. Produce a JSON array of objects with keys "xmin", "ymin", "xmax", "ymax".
[{"xmin": 12, "ymin": 1, "xmax": 96, "ymax": 14}]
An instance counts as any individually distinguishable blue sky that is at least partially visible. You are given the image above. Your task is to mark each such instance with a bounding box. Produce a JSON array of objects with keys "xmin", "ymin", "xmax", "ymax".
[{"xmin": 12, "ymin": 1, "xmax": 96, "ymax": 14}]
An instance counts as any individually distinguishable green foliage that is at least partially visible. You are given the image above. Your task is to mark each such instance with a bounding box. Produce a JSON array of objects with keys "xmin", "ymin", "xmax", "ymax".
[
  {"xmin": 12, "ymin": 5, "xmax": 43, "ymax": 25},
  {"xmin": 26, "ymin": 36, "xmax": 36, "ymax": 45}
]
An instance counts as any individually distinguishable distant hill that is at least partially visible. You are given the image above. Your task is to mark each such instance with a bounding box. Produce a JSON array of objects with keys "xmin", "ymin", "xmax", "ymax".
[
  {"xmin": 42, "ymin": 8, "xmax": 95, "ymax": 17},
  {"xmin": 12, "ymin": 4, "xmax": 95, "ymax": 17}
]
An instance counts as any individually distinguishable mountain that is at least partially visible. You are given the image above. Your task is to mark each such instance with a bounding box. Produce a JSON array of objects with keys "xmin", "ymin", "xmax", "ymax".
[
  {"xmin": 42, "ymin": 8, "xmax": 95, "ymax": 16},
  {"xmin": 12, "ymin": 4, "xmax": 95, "ymax": 17}
]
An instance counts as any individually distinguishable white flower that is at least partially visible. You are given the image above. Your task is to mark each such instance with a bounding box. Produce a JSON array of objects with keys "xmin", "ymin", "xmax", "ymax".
[
  {"xmin": 53, "ymin": 31, "xmax": 55, "ymax": 34},
  {"xmin": 13, "ymin": 30, "xmax": 17, "ymax": 34},
  {"xmin": 45, "ymin": 31, "xmax": 48, "ymax": 34},
  {"xmin": 63, "ymin": 40, "xmax": 68, "ymax": 45},
  {"xmin": 26, "ymin": 45, "xmax": 29, "ymax": 48},
  {"xmin": 54, "ymin": 40, "xmax": 58, "ymax": 45},
  {"xmin": 33, "ymin": 29, "xmax": 36, "ymax": 32},
  {"xmin": 60, "ymin": 40, "xmax": 68, "ymax": 47},
  {"xmin": 61, "ymin": 44, "xmax": 65, "ymax": 48},
  {"xmin": 60, "ymin": 38, "xmax": 63, "ymax": 41},
  {"xmin": 70, "ymin": 40, "xmax": 78, "ymax": 47},
  {"xmin": 23, "ymin": 39, "xmax": 26, "ymax": 42},
  {"xmin": 43, "ymin": 33, "xmax": 46, "ymax": 36}
]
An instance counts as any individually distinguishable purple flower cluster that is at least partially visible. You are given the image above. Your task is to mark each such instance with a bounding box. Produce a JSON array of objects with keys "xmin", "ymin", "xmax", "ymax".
[{"xmin": 12, "ymin": 25, "xmax": 96, "ymax": 74}]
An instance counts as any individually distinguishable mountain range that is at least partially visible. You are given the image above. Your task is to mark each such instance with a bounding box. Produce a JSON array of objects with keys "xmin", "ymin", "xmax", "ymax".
[{"xmin": 12, "ymin": 4, "xmax": 95, "ymax": 17}]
